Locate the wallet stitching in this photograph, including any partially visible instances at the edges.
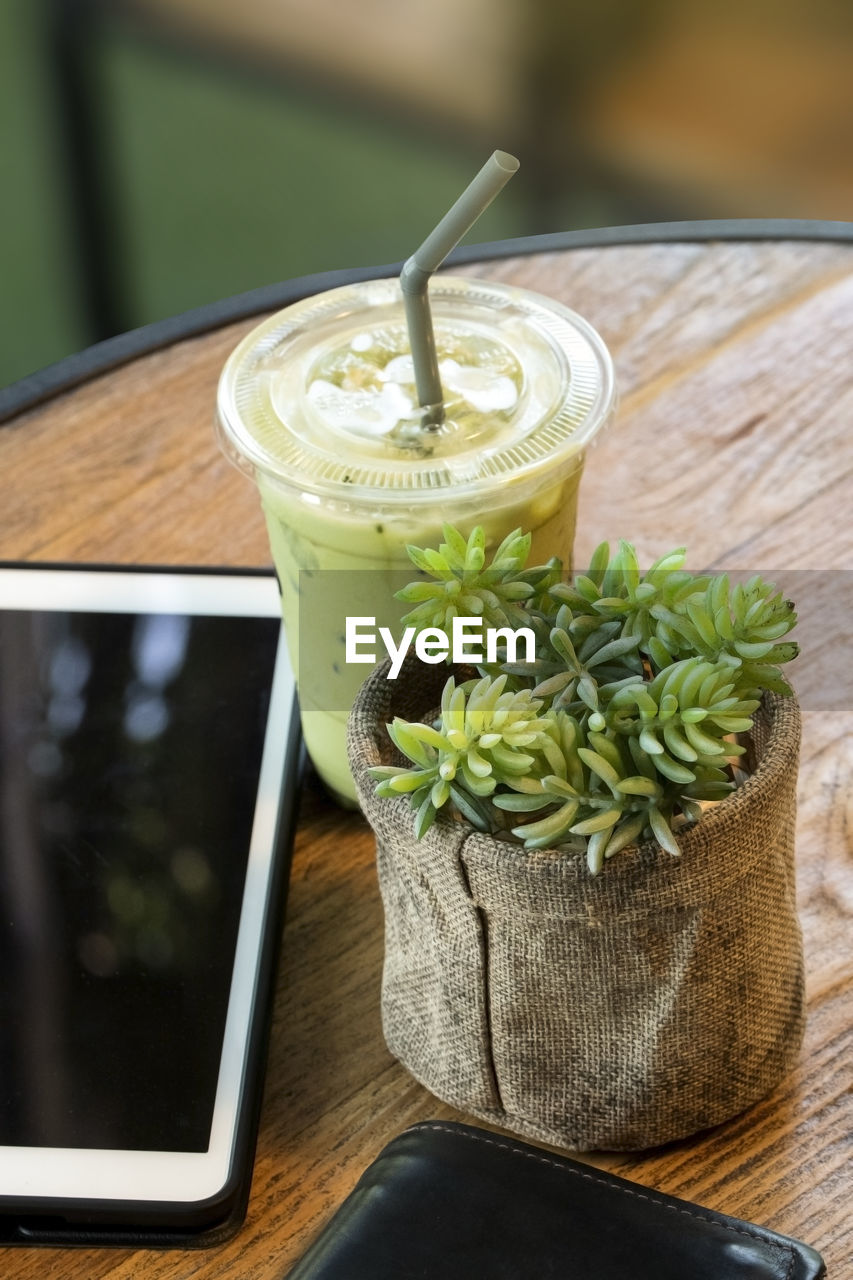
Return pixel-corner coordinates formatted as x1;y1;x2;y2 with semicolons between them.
414;1123;795;1277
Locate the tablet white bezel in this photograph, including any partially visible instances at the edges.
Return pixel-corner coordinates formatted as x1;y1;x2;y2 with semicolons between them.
0;568;293;1205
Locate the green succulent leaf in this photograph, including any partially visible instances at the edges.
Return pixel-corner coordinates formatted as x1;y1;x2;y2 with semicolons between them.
603;812;648;858
587;827;610;875
651;752;696;785
448;783;492;830
414;795;437;839
512;800;580;846
649;806;681;856
663;723;698;762
492;791;552;813
586;541;611;585
615;775;662;798
577;748;621;790
570;808;622;836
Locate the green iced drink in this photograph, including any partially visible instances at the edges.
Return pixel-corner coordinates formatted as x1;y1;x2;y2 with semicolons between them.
217;276;616;803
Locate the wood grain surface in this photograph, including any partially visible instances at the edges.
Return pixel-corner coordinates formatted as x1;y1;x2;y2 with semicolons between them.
1;239;850;1276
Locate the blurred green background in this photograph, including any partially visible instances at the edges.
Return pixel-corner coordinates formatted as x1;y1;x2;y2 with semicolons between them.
3;0;852;388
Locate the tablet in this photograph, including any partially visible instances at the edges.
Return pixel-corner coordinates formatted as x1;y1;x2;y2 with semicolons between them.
0;565;300;1245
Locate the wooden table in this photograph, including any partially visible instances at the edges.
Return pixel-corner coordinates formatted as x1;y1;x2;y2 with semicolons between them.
1;227;851;1277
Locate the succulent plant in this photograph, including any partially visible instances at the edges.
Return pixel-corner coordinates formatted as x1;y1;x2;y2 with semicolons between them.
369;526;798;873
395;525;554;631
370;673;545;838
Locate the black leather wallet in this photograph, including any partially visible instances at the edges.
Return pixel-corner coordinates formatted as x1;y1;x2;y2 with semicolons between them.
285;1121;825;1279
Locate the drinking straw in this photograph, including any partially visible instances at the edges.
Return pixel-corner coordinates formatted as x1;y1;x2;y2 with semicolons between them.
400;150;519;420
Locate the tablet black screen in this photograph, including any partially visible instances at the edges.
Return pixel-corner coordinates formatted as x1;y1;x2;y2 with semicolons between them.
0;607;280;1153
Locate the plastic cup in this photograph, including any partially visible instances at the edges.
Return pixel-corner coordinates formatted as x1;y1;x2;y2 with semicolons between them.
217;275;616;804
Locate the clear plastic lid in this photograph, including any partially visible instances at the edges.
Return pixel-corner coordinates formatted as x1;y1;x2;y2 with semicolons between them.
217;276;616;503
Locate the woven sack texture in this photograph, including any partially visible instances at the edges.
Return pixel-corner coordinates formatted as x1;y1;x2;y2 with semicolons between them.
348;655;805;1151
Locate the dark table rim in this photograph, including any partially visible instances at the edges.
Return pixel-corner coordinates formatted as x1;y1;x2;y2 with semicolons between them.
3;218;853;425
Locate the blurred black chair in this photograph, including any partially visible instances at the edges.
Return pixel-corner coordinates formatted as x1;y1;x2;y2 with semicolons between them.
41;0;853;353
44;0;673;347
45;0;525;343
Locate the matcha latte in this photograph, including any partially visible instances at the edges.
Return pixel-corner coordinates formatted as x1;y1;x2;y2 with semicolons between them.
217;276;616;803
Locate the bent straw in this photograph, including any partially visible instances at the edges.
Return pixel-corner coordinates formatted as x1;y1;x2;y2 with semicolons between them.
400;150;519;420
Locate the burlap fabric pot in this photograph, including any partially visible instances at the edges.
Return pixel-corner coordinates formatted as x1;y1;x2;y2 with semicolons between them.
348;655;805;1151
